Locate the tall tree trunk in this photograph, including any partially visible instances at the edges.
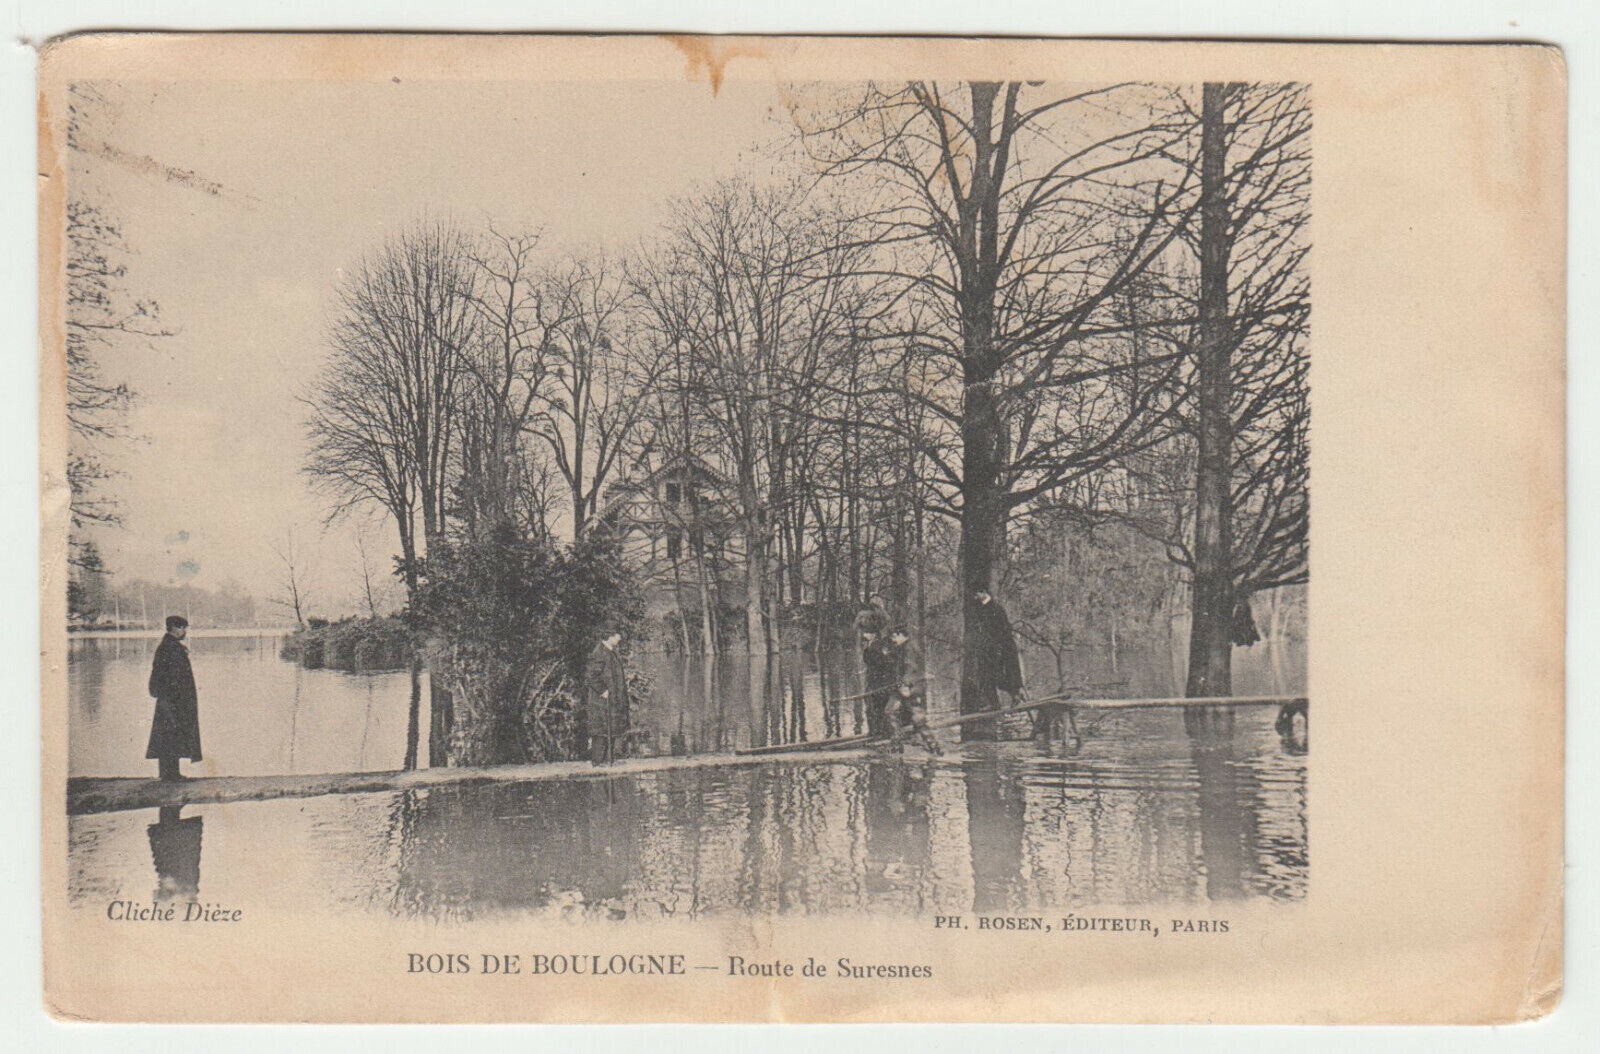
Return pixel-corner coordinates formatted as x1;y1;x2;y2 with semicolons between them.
958;82;1008;739
403;659;422;771
397;516;419;599
739;468;767;654
1186;82;1236;698
428;677;453;767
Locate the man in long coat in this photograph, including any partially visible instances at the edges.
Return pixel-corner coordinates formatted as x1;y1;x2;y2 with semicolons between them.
967;589;1027;733
584;630;630;765
147;615;201;781
861;631;900;737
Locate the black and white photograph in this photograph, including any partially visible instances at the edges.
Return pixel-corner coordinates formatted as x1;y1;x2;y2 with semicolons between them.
38;34;1561;1026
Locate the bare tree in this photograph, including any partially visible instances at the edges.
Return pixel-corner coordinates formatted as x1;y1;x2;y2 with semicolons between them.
531;255;666;540
454;227;562;539
353;523;387;618
270;527;316;628
636;179;866;653
1175;82;1310;695
799;81;1196;731
61;86;173;572
303;221;479;596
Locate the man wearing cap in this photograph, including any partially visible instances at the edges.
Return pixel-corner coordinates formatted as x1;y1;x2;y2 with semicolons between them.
146;615;201;781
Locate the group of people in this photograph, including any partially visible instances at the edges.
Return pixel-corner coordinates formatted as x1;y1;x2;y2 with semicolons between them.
853;594;940;752
854;586;1036;751
137;587;1032;780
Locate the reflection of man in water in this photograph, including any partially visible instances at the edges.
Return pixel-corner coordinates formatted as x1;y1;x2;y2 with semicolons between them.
863;762;932;899
148;805;203;902
146;615;201;781
963;760;1026;912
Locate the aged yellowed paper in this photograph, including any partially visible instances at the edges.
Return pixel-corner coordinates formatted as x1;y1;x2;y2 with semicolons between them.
40;34;1563;1023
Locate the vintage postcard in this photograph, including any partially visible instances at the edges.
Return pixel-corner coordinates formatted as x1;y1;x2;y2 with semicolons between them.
39;34;1564;1023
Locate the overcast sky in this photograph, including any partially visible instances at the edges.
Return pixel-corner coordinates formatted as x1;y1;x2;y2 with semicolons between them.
75;77;789;615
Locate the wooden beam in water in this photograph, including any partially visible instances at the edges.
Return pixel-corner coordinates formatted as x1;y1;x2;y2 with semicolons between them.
65;748;885;816
736;693;1309;755
68;696;1309;814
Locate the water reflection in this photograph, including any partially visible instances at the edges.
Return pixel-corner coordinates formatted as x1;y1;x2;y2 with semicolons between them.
147;806;203;904
72;708;1306;922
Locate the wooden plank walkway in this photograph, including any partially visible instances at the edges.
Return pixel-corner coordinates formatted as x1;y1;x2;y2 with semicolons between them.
67;694;1307;816
66;748;876;817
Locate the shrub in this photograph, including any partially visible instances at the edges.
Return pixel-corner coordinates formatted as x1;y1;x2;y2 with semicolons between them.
410;523;643;767
280;615;414;672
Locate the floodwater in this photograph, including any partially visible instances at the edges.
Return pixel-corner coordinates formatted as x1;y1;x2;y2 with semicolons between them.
67;627;1305;775
66;629;1307;918
68;632;427;779
69;711;1304;920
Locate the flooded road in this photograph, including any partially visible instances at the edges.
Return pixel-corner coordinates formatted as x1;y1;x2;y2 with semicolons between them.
69;708;1304;920
68;632;427;779
68;628;1303;772
66;629;1306;918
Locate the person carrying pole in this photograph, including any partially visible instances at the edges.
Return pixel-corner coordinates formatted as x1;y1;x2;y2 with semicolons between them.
886;625;923;689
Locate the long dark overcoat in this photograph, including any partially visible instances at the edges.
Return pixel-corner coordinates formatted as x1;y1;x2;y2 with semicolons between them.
862;637;900;693
583;643;630;738
146;634;202;761
969;598;1023;694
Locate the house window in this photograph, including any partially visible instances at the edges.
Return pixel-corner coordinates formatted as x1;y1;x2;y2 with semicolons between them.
666;528;682;561
665;482;681;505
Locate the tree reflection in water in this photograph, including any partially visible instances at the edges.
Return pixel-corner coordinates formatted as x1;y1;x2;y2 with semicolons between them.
354;714;1304;923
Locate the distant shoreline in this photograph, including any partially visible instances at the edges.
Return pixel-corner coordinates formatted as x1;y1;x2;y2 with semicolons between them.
66;626;297;639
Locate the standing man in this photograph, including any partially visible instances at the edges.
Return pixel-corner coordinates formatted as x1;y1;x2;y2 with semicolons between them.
860;631;899;738
967;588;1028;738
146;615;201;781
584;628;630;765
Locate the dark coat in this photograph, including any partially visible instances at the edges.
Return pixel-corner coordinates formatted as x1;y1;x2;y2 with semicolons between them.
583;643;630;737
148;807;203;897
862;637;900;693
1231;597;1261;646
969;598;1023;694
146;634;202;761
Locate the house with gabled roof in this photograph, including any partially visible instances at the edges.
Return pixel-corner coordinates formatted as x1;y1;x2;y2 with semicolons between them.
594;452;746;625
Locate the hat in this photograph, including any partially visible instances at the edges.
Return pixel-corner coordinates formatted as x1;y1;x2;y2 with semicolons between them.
165;615;188;631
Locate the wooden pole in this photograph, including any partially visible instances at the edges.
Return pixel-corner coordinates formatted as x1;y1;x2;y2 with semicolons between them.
733;692;1309;756
823;677;937;708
